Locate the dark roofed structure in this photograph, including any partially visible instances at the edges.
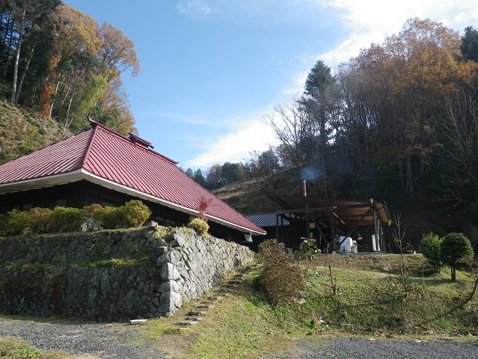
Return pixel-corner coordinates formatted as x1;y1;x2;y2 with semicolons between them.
245;212;290;228
268;195;390;252
245;194;390;253
244;212;291;251
0;120;265;241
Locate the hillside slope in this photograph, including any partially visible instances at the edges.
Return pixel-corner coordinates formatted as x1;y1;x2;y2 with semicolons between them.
212;168;305;214
0;102;71;164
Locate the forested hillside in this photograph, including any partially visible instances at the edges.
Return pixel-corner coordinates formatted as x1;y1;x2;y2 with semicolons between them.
190;19;478;250
0;0;138;143
1;6;478;252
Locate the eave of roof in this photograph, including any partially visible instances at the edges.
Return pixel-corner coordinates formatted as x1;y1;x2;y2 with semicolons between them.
0;169;265;235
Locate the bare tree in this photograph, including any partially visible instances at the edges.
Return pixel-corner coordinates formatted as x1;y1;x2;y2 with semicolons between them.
435;83;478;207
266;98;316;170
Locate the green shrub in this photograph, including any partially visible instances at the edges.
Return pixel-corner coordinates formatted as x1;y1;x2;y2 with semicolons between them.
83;203;104;231
49;207;84;233
258;239;303;305
0;213;6;235
0;200;152;235
2;209;30;235
92;200;151;229
297;237;320;261
121;200;151;227
97;206;123;229
440;232;474;281
27;207;52;234
419;232;443;271
188;217;209;235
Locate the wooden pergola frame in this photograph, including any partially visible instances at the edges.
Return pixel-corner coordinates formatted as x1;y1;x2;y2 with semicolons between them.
269;195;391;252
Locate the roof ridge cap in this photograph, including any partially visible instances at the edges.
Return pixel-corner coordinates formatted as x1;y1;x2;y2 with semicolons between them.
88;118;179;165
81;126;98;167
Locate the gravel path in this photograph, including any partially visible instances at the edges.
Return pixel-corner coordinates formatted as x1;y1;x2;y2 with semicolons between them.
278;337;478;359
2;317;478;358
0;317;166;358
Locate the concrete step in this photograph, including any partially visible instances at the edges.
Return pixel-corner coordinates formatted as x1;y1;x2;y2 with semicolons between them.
178;320;198;326
185;316;204;321
222;284;237;289
207;295;222;301
188;310;206;316
201;300;215;304
196;304;215;310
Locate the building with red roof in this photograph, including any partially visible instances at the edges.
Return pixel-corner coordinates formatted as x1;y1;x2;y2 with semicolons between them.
0;120;266;241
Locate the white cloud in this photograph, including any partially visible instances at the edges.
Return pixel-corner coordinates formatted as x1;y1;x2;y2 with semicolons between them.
283;70;309;95
184;113;280;170
317;0;478;67
177;0;215;16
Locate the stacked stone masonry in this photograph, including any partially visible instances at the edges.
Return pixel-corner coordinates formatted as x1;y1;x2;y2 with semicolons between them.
0;224;255;321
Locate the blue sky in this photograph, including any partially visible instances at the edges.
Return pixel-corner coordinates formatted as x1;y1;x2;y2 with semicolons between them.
66;0;478;172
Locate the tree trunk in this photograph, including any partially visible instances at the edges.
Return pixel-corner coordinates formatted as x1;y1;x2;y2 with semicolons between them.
406;154;413;193
49;80;61;119
64;93;75;135
10;9;26;104
318;107;328;197
2;17;14;78
14;42;36;104
10;32;22;103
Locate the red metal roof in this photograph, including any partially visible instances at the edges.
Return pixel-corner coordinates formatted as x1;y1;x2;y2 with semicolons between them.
0;122;265;235
0;130;92;184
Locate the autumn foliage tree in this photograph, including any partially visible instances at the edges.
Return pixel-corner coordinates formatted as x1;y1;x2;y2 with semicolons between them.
40;4;139;134
0;2;139;135
342;18;476;193
263;17;478;242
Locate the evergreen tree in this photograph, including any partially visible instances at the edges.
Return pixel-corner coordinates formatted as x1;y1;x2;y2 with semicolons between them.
193;169;207;187
304;60;334;95
440;233;474;281
461;26;478;62
302;60;336;196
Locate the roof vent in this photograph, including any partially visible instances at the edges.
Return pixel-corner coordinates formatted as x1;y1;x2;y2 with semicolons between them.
128;133;154;149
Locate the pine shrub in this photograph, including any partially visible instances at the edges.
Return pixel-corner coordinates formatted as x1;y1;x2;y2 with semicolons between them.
188;217;209;235
49;207;84;233
82;203;104;231
440;232;474;280
27;207;52;234
97;206;124;229
1;209;30;235
419;232;443;271
121;200;151;227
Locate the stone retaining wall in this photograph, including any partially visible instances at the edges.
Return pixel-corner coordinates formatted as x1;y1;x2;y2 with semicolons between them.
0;224;255;321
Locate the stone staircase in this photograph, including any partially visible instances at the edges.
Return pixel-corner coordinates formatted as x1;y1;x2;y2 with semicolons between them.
174;264;259;331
